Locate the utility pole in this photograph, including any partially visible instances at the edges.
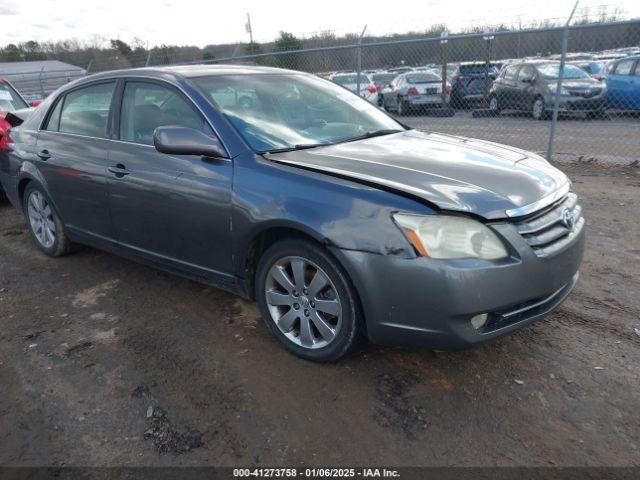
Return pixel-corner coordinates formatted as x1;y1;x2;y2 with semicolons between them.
245;13;254;45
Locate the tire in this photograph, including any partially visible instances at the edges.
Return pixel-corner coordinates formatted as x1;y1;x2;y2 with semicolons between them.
255;238;363;362
397;97;410;116
587;108;609;120
532;97;547;120
22;183;78;257
488;95;501;115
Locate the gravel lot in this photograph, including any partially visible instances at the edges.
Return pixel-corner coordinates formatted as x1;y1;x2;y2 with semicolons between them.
1;160;639;467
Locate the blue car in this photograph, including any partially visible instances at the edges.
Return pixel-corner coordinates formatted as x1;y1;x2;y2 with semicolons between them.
604;55;640;110
450;62;503;108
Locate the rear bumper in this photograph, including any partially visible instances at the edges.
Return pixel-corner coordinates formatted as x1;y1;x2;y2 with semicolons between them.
333;218;585;350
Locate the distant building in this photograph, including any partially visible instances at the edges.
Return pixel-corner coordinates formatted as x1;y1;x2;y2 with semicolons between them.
0;60;87;102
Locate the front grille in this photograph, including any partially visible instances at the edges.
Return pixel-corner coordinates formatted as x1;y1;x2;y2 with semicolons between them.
512;192;584;258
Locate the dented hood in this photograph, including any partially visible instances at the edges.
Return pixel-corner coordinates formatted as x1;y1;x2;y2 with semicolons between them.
267;130;569;219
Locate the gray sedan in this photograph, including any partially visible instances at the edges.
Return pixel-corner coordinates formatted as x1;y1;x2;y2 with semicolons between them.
382;71;450;115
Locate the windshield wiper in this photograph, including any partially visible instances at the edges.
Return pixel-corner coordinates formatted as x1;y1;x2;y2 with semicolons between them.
261;143;328;154
331;129;404;145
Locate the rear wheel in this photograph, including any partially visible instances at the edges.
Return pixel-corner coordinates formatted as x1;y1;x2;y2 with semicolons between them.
532;97;546;120
397;97;410;116
255;239;362;362
23;183;78;257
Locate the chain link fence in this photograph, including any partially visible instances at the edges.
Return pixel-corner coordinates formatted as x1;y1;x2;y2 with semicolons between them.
1;17;639;164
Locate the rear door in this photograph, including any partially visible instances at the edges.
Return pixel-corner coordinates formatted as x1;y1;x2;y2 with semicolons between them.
35;81;116;239
107;79;233;276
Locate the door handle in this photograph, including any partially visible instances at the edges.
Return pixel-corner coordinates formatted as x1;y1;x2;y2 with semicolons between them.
108;164;130;177
37;149;51;161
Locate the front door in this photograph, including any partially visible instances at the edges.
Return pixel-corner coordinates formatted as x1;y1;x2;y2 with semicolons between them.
107;80;233;276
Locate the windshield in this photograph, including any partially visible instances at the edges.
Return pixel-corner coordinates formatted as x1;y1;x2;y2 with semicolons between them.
0;81;29;112
538;64;590;80
192;73;402;153
371;73;397;83
405;73;441;83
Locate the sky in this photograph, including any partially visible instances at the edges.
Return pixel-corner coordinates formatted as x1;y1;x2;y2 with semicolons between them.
1;0;639;48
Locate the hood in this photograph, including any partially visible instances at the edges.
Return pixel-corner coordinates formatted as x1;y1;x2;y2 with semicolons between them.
267;130;569;220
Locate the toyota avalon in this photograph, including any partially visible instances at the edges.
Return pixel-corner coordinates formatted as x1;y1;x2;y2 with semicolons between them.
0;65;585;361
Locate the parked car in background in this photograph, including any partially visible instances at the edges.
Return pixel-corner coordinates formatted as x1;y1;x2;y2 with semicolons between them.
603;55;640;110
489;61;607;120
371;72;398;105
0;65;584;361
450;62;504;107
329;73;379;104
0;79;31;201
387;67;414;74
382;71;449;115
571;60;608;81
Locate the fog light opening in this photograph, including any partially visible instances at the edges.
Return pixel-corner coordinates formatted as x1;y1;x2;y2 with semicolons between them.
471;313;488;330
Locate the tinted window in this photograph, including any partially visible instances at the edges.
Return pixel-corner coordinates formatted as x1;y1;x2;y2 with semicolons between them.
405;73;441;83
537;64;589;80
45;98;64;131
518;66;535;81
371;73;397;83
0;81;28;112
614;59;635;76
57;82;115;138
120;81;209;145
332;75;359;85
504;65;519;80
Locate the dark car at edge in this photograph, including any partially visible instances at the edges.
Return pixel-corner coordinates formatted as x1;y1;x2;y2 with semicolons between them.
489;61;607;119
0;65;585;361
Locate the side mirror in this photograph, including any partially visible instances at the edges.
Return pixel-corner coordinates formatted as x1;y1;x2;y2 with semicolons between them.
153;126;226;158
30;100;42;107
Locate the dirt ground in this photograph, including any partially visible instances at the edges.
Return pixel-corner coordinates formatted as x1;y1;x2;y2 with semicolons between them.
0;161;639;467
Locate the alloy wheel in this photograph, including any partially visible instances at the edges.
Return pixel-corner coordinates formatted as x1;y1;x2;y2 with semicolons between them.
532;98;545;120
264;256;342;349
27;190;56;248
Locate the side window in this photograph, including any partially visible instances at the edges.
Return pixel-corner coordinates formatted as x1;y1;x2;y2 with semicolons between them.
504;65;518;81
120;81;210;146
45;98;64;132
614;59;634;76
517;66;535;81
634;62;640;77
58;82;116;138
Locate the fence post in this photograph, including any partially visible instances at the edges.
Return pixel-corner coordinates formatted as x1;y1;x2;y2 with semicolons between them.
440;31;448;107
547;0;579;161
145;51;152;67
356;25;367;96
38;66;45;99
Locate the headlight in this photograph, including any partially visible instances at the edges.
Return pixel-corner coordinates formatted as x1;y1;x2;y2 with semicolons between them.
393;213;509;260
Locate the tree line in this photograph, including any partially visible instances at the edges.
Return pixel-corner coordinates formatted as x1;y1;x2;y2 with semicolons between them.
1;14;639;74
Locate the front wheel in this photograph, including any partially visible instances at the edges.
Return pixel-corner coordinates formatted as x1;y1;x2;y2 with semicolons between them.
532;97;547;120
489;95;501;114
255;239;363;362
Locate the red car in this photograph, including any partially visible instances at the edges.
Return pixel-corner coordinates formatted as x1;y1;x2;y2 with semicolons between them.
0;79;32;200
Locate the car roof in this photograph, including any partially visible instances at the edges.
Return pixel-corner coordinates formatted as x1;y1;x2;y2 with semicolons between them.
62;64;307;88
